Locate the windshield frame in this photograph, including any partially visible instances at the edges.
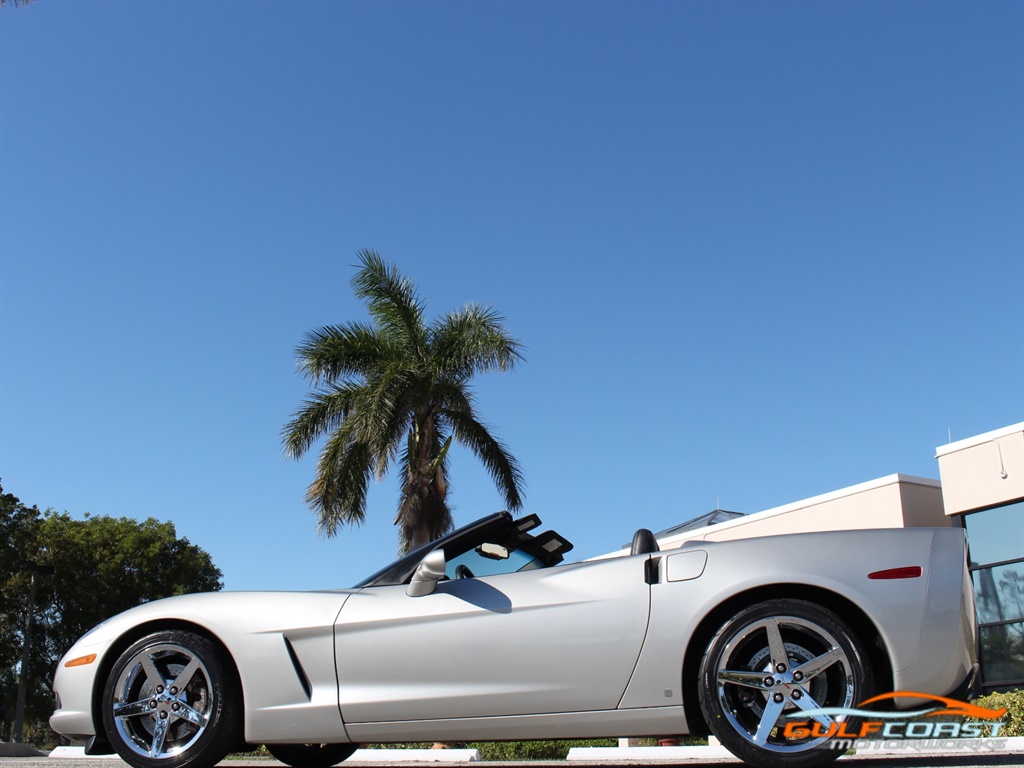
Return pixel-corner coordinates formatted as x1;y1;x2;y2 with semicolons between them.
354;512;513;588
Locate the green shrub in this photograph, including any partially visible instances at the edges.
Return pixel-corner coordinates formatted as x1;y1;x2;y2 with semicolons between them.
469;740;618;761
974;689;1024;738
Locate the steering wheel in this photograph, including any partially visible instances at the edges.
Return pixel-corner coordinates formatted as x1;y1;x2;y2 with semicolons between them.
455;564;475;579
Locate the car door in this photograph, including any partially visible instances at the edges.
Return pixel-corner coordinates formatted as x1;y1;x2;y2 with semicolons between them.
334;554;651;723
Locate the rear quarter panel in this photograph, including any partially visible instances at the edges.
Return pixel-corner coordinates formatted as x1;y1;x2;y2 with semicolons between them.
619;527;973;712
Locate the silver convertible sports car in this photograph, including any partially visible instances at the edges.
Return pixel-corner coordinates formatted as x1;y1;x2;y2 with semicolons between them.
51;512;977;768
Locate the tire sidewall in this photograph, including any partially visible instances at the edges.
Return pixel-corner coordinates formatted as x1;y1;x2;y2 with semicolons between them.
265;743;358;768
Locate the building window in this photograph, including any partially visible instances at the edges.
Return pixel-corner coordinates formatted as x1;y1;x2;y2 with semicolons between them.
964;500;1024;692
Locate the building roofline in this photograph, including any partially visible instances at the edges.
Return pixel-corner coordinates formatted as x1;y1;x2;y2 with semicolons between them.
654;473;940;549
935;422;1024;458
592;473;940;560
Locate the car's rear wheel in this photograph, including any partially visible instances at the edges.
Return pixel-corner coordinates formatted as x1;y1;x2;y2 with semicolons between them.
266;743;357;767
698;599;873;768
101;630;240;768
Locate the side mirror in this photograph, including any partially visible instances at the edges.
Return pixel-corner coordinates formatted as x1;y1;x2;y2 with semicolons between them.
406;549;446;597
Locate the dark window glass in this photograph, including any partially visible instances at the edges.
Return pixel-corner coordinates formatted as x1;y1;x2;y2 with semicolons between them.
973;562;1024;625
979;621;1024;687
965;501;1024;567
445;547;539;579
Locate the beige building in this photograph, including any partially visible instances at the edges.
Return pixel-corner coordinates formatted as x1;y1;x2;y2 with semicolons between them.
937;423;1023;692
654;473;949;548
629;422;1023;692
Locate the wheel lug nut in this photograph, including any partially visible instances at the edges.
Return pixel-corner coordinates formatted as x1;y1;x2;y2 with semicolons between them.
159;711;168;720
171;703;180;711
763;677;775;687
793;671;804;682
773;692;785;703
156;685;164;694
775;663;787;673
792;690;802;699
170;687;178;696
149;700;157;709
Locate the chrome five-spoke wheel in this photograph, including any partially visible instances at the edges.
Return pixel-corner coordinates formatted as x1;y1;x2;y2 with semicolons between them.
698;600;873;768
102;631;239;768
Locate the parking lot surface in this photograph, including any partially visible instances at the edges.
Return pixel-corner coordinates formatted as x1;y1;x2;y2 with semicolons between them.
3;755;1024;768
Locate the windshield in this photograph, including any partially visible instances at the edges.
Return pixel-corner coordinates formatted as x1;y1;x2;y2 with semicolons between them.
445;547;543;579
354;511;572;588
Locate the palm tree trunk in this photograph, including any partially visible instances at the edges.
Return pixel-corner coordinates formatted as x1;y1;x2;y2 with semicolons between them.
403;412;448;552
408;525;433;552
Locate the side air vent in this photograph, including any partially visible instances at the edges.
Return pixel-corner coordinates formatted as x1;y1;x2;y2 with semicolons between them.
283;637;312;700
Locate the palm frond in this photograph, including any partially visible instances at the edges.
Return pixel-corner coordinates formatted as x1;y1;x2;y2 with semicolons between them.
444;398;524;511
281;384;360;459
308;434;373;537
431;304;525;380
295;322;391;385
352;249;428;356
348;364;416;479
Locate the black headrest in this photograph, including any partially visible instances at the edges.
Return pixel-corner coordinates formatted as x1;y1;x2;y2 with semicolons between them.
630;528;659;556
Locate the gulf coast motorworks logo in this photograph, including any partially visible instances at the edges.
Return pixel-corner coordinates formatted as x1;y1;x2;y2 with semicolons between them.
783;692;1009;752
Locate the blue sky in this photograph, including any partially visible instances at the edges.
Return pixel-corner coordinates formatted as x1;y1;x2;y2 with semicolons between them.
1;1;1021;592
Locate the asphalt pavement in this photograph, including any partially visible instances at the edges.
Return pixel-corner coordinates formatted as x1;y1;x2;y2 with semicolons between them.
2;755;1023;768
4;739;1023;768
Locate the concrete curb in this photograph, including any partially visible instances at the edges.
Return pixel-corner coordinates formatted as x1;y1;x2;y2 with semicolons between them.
46;749;118;760
567;745;734;761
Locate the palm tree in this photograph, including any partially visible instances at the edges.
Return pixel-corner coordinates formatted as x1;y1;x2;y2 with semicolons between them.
283;250;525;552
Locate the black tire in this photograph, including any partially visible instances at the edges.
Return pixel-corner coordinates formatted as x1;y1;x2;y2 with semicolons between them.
101;630;240;768
266;743;357;768
698;599;874;768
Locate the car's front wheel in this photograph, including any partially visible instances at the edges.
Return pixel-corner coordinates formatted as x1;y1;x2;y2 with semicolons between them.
266;743;357;767
698;599;873;768
101;630;240;768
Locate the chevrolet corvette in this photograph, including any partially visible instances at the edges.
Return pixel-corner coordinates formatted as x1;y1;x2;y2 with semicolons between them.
51;511;977;768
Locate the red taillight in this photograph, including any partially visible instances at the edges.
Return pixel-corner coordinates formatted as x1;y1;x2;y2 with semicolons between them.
868;566;922;580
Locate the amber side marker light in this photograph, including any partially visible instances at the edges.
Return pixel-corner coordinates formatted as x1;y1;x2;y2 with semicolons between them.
868;566;922;580
64;654;97;668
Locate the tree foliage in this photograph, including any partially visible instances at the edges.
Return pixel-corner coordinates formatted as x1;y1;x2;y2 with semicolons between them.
0;484;222;744
283;250;525;551
0;487;40;695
